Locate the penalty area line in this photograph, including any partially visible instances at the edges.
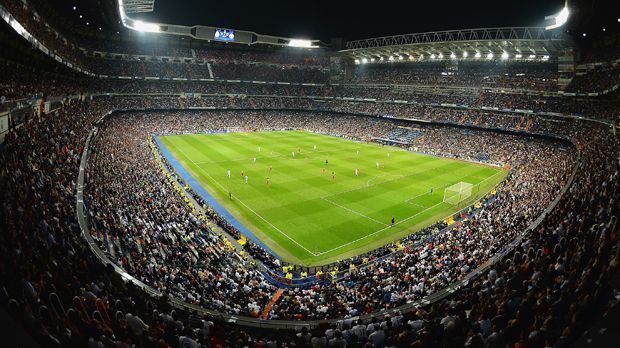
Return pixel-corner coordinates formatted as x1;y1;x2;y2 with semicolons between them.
315;170;504;256
313;200;446;257
321;197;388;227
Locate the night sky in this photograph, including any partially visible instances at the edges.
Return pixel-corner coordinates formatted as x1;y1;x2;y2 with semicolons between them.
134;0;567;42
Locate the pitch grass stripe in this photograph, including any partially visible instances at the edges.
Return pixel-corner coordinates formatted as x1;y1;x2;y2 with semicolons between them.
313;200;447;256
321;197;389;226
194;147;361;165
161;131;506;264
166;138;319;257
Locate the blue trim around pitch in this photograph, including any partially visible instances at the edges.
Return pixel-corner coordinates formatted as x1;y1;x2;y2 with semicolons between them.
153;135;282;259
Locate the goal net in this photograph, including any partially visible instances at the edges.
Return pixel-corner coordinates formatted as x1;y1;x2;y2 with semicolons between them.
443;182;473;205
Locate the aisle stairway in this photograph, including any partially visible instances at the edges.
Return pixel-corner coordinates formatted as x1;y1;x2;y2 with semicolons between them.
260;288;285;319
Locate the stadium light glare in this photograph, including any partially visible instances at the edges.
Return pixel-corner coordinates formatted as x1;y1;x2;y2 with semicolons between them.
398;55;404;60
545;6;569;30
409;55;414;60
133;20;160;33
288;39;317;48
462;51;468;58
389;56;395;61
486;52;494;60
380;57;384;61
438;53;443;59
430;54;436;59
419;54;424;60
515;54;523;59
501;51;509;60
361;58;368;64
371;58;375;62
528;54;536;59
354;59;360;64
474;52;481;58
450;52;456;59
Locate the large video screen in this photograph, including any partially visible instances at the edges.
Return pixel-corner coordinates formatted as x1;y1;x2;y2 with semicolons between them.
214;28;235;41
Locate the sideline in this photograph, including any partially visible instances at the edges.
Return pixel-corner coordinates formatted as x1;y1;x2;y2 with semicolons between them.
153;135;289;258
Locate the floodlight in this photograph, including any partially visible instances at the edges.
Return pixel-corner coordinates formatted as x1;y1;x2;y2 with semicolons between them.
409;55;414;60
582;33;586;37
362;58;368;64
398;56;404;60
487;52;494;60
438;53;443;59
430;54;436;59
419;54;424;60
528;54;536;59
288;39;316;48
380;57;384;61
354;59;360;64
450;52;456;59
545;6;569;30
133;20;160;32
462;51;468;58
73;6;76;10
389;56;394;61
501;52;509;60
475;52;481;58
515;54;522;59
371;58;375;62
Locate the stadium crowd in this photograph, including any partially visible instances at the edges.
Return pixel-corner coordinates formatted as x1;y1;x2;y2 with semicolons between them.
0;85;618;348
1;1;620;346
349;62;560;91
80;102;575;320
565;65;620;94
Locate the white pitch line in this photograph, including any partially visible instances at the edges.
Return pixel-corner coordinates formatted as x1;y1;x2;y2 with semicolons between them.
314;171;505;256
322;169;432;201
321;197;388;227
167;143;320;257
313;200;446;256
168;140;506;258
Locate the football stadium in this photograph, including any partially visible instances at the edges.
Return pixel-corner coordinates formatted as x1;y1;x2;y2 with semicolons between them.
0;0;619;347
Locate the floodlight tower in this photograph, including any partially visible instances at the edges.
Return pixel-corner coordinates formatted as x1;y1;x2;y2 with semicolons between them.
545;1;571;30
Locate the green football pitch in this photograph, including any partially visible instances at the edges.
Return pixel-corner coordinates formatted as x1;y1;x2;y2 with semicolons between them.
159;130;506;266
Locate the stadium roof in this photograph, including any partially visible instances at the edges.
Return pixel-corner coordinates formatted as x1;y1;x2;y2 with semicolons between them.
338;27;569;62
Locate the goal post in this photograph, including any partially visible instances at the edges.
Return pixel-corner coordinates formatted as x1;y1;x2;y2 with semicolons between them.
443;181;473;205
